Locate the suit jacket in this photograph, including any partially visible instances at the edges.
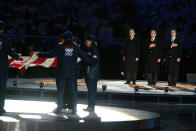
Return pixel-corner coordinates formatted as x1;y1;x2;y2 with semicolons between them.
144;37;162;73
123;37;141;70
164;38;183;74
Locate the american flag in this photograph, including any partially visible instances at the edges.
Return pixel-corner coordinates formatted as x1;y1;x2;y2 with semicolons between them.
8;51;57;75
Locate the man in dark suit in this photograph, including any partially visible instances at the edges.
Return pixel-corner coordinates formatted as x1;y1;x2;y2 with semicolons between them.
164;29;183;86
0;21;20;115
38;31;97;114
144;30;161;85
123;28;141;85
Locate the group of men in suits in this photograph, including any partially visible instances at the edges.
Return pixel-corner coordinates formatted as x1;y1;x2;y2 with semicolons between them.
123;28;183;86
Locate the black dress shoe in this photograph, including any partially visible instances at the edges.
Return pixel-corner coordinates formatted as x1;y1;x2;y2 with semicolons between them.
83;107;94;112
53;108;62;114
0;109;6;116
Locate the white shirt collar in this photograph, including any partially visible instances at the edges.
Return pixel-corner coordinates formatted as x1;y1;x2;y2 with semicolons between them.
130;37;134;40
171;37;176;41
151;37;155;41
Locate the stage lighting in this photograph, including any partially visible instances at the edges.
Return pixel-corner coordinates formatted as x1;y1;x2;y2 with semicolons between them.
13;80;19;87
164;87;169;93
0;116;19;122
134;86;139;93
39;82;45;89
19;114;42;119
102;85;107;92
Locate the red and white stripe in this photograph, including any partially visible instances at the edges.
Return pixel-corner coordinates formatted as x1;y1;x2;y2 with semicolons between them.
8;51;57;75
8;51;81;75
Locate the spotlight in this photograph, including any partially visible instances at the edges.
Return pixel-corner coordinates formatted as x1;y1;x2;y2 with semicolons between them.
164;87;169;93
102;85;107;92
134;86;139;93
39;82;45;89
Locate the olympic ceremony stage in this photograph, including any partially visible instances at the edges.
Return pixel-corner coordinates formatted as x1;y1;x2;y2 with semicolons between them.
1;78;196;131
6;78;196;103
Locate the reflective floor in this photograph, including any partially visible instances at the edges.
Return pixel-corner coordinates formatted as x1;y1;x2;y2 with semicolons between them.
7;78;196;95
94;100;196;131
1;99;195;131
0;99;161;131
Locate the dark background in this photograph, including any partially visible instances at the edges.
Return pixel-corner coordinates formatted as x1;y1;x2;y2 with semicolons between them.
0;0;195;82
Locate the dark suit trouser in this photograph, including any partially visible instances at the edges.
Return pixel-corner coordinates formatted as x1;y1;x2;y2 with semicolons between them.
168;74;178;86
126;69;137;84
56;77;77;113
0;73;7;110
147;73;158;85
85;77;97;109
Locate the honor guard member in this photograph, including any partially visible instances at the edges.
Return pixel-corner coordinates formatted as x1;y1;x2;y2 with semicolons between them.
38;31;97;114
123;28;141;85
0;21;20;115
83;34;100;112
144;30;161;85
164;29;183;86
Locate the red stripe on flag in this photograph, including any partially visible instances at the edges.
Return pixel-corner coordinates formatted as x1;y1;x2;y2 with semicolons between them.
32;58;47;67
50;58;57;67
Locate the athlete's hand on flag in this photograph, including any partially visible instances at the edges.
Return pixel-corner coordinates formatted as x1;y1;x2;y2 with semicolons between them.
18;53;22;58
34;52;39;57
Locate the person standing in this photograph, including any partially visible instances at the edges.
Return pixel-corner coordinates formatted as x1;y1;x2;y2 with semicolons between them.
123;28;141;85
0;21;20;115
83;34;100;112
144;30;161;85
63;36;81;112
38;31;97;114
164;29;183;86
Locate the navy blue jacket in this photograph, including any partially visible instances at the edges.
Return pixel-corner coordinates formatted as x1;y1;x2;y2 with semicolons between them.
38;44;97;78
0;34;19;74
84;46;100;80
